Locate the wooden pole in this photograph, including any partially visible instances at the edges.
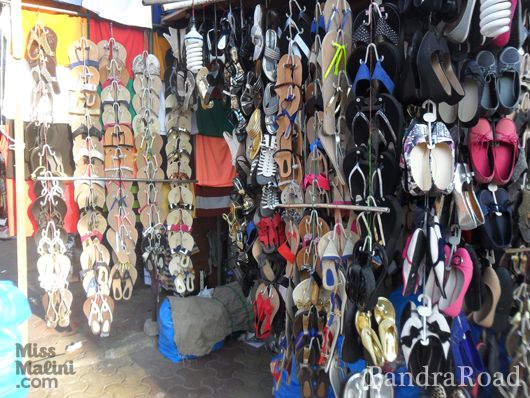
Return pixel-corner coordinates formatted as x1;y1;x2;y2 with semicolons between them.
11;0;28;346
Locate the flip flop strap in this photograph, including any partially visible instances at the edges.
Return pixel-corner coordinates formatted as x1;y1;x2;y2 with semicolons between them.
324;42;347;79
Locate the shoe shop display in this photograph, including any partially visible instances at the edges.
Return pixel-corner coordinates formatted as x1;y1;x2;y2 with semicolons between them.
6;0;530;395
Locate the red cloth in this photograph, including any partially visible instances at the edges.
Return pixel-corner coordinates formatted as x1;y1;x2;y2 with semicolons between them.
89;19;147;74
195;135;236;188
63;183;79;234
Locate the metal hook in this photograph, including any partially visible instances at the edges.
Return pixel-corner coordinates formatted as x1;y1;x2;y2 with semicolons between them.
289;0;306;16
363;43;381;64
363;2;383;26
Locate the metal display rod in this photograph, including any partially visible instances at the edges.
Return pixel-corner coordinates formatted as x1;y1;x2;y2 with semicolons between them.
505;247;530;254
163;0;225;10
275;203;390;213
152;0;228;11
35;176;197;184
142;0;181;4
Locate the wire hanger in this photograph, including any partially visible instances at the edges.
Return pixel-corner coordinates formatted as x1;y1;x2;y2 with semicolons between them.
0;125;24;150
363;43;382;64
363;2;382;26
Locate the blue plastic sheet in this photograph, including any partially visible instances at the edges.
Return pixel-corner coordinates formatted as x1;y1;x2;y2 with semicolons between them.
56;0;83;5
0;281;30;398
158;298;224;363
0;281;31;328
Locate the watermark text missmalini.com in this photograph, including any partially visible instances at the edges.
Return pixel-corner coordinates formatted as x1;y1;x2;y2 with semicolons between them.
15;343;76;389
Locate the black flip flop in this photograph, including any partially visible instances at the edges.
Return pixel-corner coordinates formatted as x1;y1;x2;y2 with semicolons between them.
376;93;404;156
343;146;369;204
379;194;405;261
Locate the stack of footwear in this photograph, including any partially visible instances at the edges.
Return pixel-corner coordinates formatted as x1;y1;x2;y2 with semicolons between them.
100;38;137;316
26;22;73;329
201;0;530;395
131;53;170;294
67;36;114;336
164;37;197;295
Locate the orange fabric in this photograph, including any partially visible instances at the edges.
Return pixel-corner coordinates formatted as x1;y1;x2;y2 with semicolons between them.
22;10;87;66
153;32;171;78
195;135;236;188
6;179;35;237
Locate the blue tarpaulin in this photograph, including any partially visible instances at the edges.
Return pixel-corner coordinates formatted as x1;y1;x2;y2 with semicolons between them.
55;0;83;6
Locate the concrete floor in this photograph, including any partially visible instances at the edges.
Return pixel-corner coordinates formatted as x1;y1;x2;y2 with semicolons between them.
1;238;273;398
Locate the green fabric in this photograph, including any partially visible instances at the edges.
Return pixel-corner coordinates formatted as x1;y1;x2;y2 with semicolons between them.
195;99;233;137
127;79;137;120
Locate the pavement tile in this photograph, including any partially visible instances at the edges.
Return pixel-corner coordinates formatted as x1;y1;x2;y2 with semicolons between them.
104;382;151;396
204;359;244;379
217;384;273;398
235;369;273;389
140;373;187;389
64;391;102;398
166;384;215;398
76;372;125;396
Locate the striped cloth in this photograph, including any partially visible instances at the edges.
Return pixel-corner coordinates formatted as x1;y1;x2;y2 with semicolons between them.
195;185;232;217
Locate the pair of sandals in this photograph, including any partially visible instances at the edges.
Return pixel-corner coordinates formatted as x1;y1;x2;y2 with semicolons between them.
345;238;388;311
167;183;195;288
425;240;474;317
42;288;73;329
133;52;162;116
402;109;455;196
318;224;357;291
83;292;115;337
37;223;72;329
469;117;519;186
80;238;111;295
402;214;446;299
257;213;286;255
32;176;67;232
68;38;101;115
26;22;60;95
400;298;451;384
109;262;137;301
167;208;195;292
292;306;328;398
355;297;398;367
254;282;280;340
98;39;129;86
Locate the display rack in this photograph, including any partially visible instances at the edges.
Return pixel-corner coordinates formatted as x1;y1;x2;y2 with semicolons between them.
274;203;390;213
35;176;197;184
